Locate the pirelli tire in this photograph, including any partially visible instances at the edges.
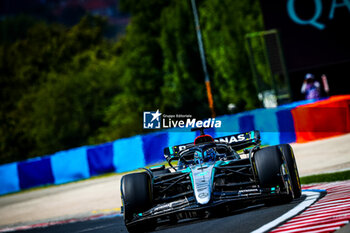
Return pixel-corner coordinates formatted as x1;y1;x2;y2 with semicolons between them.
121;172;154;233
254;146;284;188
254;146;294;205
278;144;302;198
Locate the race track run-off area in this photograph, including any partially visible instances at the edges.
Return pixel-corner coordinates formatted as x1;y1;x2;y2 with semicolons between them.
269;180;350;233
1;180;350;233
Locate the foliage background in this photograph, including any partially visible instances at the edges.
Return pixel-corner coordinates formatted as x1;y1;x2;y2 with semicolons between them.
0;0;263;164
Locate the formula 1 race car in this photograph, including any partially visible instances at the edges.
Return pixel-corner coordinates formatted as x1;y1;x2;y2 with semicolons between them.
120;128;301;233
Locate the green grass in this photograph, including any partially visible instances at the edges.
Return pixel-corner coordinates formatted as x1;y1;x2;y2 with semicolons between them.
300;170;350;184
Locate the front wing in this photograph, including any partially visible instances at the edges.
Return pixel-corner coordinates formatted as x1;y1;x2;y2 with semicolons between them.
125;186;287;227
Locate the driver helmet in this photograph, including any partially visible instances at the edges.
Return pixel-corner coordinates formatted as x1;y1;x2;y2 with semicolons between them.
204;148;216;162
194;151;204;164
194;148;216;164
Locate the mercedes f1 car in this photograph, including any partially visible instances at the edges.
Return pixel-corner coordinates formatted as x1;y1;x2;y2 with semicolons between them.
120;128;301;232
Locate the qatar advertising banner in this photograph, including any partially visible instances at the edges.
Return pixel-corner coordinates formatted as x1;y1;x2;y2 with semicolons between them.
260;0;350;71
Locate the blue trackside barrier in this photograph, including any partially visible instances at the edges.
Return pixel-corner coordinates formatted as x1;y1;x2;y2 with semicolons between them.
142;132;168;165
113;135;145;173
213;97;323;146
239;114;255;133
214;114;240;138
215;109;280;145
167;130;196;148
0;162;20;195
87;142;115;176
0;98;329;196
51;146;90;185
18;157;54;190
196;127;216;138
250;108;280;146
276;108;296;144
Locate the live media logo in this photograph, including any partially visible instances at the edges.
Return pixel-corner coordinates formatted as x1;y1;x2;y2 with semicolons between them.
143;110;162;129
143;109;222;129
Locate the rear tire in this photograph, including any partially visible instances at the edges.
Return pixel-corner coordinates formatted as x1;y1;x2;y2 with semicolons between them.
121;172;154;232
279;144;301;198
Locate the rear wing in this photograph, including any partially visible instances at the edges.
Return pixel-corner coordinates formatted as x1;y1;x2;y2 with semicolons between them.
164;130;260;158
214;130;260;151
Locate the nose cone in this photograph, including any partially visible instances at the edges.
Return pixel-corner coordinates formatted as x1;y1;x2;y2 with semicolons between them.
190;164;215;205
196;179;211;204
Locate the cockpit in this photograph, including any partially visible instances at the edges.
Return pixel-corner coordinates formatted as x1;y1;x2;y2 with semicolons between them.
176;142;239;169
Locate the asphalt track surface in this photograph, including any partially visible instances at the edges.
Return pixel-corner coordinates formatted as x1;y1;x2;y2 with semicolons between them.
12;196;306;233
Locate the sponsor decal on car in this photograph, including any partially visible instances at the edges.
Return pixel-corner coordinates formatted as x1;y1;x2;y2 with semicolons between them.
214;134;247;143
238;188;259;193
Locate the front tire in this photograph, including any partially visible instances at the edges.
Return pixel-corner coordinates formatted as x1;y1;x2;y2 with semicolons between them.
254;146;284;188
121;172;154;232
254;146;293;205
279;144;301;198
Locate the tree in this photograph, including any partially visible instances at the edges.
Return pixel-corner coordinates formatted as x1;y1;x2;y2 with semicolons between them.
159;0;211;117
95;0;263;141
0;1;264;164
17;56;120;156
91;0;169;142
199;0;262;113
0;15;118;163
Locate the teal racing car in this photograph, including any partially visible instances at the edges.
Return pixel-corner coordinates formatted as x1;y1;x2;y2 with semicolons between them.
120;128;301;233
